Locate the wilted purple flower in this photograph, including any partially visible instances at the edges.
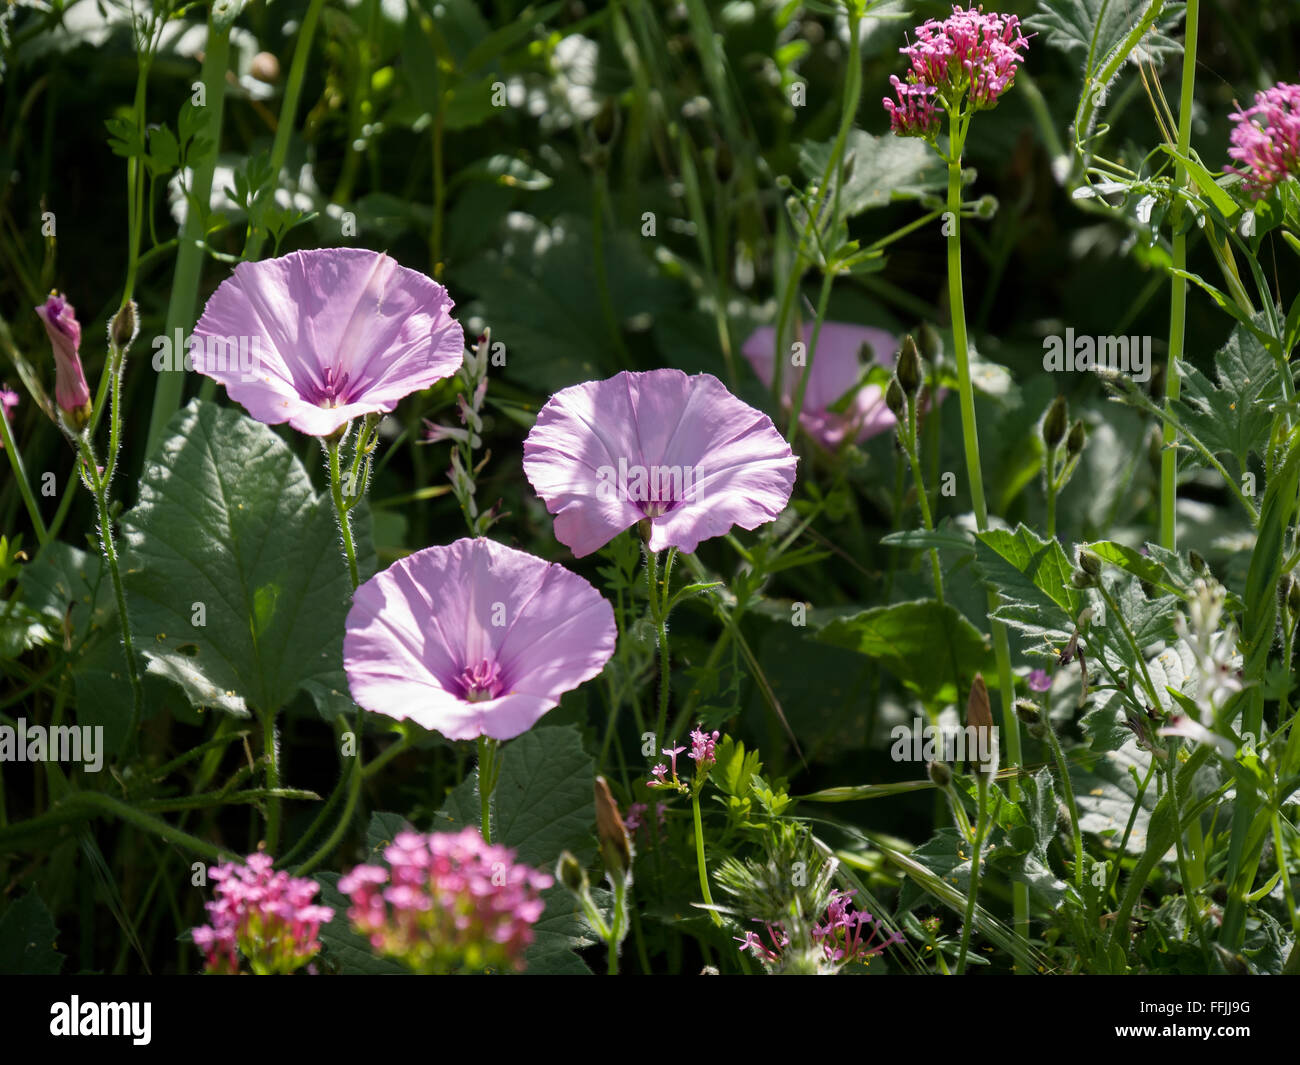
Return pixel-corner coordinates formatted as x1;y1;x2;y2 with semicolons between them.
1027;669;1051;693
344;537;616;741
190;852;334;975
742;323;906;450
1226;82;1300;199
338;827;552;974
886;5;1029;134
688;726;720;769
522;369;797;557
35;294;92;429
192;248;463;436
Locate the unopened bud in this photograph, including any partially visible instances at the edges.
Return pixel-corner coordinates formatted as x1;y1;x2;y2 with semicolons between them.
1042;395;1068;450
1289;579;1300;616
110;300;138;353
1189;550;1207;575
1071;568;1095;588
896;335;922;395
927;760;951;787
594;776;632;879
1014;699;1040;726
885;377;906;419
973;194;998;220
966;673;997;776
1078;550;1101;577
556;851;588;895
250;51;280;83
1065;418;1086;457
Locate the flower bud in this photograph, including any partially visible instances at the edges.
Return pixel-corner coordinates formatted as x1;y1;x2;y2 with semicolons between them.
896;335;922;396
1289;579;1300;617
110;299;139;356
556;851;588;895
1065;418;1086;458
250;51;280;83
1042;395;1067;450
973;194;998;220
1014;699;1040;727
1078;550;1101;577
1071;568;1095;588
35;293;92;431
594;776;632;880
927;760;951;787
1190;550;1207;575
966;673;997;776
885;377;906;419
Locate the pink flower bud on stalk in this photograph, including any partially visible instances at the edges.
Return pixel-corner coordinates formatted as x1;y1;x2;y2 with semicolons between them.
35;294;92;432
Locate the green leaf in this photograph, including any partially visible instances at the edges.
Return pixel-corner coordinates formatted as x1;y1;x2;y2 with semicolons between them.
0;889;64;974
1025;0;1184;70
815;599;996;705
1174;316;1283;473
974;524;1084;647
120;400;365;719
798;129;945;216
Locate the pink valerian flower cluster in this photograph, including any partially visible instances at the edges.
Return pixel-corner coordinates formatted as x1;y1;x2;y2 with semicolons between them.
190;853;334;975
813;890;905;965
1226;82;1300;199
648;726;720;791
689;726;720;769
884;76;940;138
338;828;553;974
735;890;903;971
885;5;1030;136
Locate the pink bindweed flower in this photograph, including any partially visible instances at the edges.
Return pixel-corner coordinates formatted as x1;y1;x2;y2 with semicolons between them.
885;5;1030;134
1027;668;1051;693
0;385;17;448
1226;82;1300;199
522;369;797;557
191;248;464;436
35;294;92;429
343;537;616;741
742;323;909;451
688;726;720;769
338;827;553;974
190;852;334;975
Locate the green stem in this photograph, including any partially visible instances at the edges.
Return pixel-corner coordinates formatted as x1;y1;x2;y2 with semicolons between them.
262;711;281;851
691;790;722;927
478;735;500;843
1161;0;1199;550
243;0;327;262
1044;720;1084;890
955;774;988;974
902;393;944;603
295;751;362;876
327;434;361;589
145;20;231;455
945;111;1026;944
77;438;144;754
0;406;48;544
647;548;673;746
